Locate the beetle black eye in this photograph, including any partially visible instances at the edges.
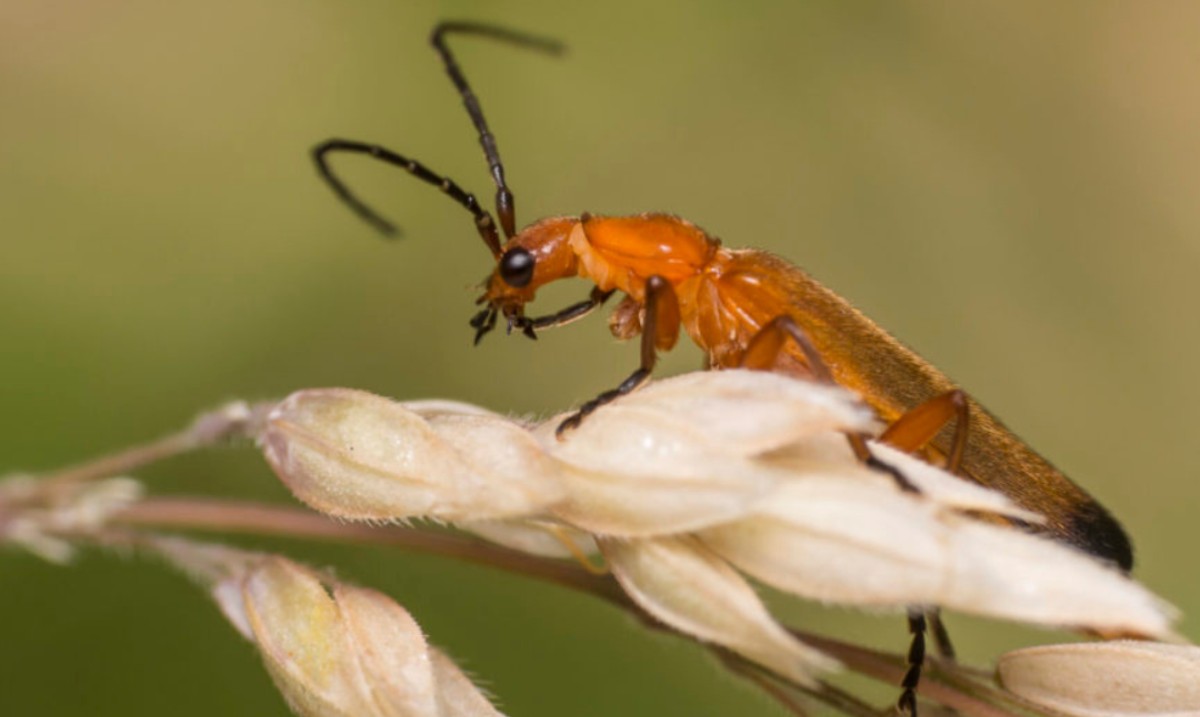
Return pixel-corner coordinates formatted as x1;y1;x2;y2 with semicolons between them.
498;247;535;288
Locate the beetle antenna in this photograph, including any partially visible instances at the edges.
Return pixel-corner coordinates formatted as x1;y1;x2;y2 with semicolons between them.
432;22;565;239
312;139;503;257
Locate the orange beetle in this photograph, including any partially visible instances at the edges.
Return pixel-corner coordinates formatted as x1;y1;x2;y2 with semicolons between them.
313;22;1131;574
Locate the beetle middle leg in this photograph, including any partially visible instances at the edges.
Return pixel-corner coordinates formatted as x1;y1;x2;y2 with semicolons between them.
514;286;616;338
556;276;679;436
739;315;920;492
743;315;968;716
886;391;972;713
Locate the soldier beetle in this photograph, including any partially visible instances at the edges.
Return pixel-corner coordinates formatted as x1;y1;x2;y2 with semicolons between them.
312;22;1131;573
313;23;1134;713
312;19;1132;573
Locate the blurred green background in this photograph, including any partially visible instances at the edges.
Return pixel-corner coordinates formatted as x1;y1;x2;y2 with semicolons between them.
4;1;1200;714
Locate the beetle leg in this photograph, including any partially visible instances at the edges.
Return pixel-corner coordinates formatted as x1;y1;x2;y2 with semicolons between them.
739;316;919;491
556;276;679;436
521;287;616;332
899;610;927;717
888;395;968;715
734;316;940;714
928;610;956;660
739;315;833;381
880;390;970;475
883;393;970;679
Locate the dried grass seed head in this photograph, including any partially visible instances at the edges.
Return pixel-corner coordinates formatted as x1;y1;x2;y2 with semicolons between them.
998;641;1200;716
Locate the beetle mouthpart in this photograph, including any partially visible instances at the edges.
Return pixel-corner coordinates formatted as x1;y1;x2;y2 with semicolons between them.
469;305;498;345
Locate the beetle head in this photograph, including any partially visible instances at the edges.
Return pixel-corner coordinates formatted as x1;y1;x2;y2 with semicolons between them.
471;216;581;344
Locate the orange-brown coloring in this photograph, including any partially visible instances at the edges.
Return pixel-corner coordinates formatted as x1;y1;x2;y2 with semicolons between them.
482;212;1132;570
314;24;1131;574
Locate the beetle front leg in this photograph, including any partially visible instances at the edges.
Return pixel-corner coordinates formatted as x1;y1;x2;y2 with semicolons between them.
519;286;617;335
556;276;680;437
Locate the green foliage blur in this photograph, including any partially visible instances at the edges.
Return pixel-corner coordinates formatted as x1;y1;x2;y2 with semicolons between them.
4;1;1200;715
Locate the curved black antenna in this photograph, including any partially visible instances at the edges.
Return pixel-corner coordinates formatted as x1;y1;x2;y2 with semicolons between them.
313;139;503;257
432;22;566;239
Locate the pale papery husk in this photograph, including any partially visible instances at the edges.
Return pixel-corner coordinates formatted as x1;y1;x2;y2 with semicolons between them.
864;441;1044;522
601;535;839;686
428;648;507;717
458;519;599;559
260;389;564;523
549;370;879;456
335;583;440;717
253;374;1176;653
997;641;1200;716
239;557;383;717
538;371;878;536
699;478;1175;637
211;553;506;717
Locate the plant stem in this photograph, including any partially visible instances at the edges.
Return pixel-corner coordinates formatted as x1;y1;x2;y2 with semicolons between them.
799;633;1016;717
108;495;1031;717
39;402;271;494
113;497;622;600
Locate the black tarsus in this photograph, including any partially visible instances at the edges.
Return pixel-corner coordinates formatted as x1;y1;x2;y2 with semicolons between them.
556;368;652;437
431;22;565;239
555;279;667;436
898;611;927;716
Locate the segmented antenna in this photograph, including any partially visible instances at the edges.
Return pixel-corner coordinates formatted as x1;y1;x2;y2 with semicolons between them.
311;23;563;256
431;22;565;238
313;139;503;256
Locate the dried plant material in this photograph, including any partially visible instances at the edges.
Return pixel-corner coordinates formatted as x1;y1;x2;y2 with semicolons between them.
254;373;1175;643
601;535;838;686
183;399;262;445
700;478;960;606
547;370;878;456
862;442;1043;522
261;389;563;523
700;479;1175;637
759;437;1040;523
206;553;501;717
1;475;143;563
546;445;783;537
459;519;598;560
239;557;387;717
998;641;1200;716
542;371;876;536
428;648;504;717
936;520;1175;638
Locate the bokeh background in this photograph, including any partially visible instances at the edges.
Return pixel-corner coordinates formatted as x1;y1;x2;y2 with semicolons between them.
4;1;1200;715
